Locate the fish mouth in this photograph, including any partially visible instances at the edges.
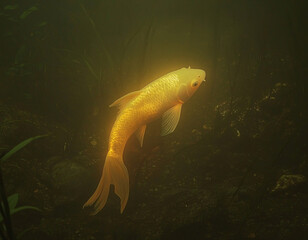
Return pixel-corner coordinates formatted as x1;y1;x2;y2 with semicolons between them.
200;69;206;81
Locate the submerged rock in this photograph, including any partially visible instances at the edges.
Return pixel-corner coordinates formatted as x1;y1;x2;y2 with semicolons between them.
49;155;96;209
52;161;88;193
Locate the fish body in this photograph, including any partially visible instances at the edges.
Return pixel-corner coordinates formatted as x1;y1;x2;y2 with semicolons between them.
84;67;206;214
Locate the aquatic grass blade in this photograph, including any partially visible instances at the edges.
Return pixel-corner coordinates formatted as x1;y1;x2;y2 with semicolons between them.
0;135;47;239
19;6;38;20
79;4;114;69
7;194;18;211
0;206;41;222
10;206;41;215
0;171;14;240
83;57;99;81
0;135;47;163
0;194;41;222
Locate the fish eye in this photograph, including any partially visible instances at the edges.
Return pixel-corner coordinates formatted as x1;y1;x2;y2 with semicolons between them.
192;81;199;87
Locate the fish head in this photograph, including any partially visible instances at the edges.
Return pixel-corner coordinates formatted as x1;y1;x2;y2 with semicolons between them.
177;67;206;103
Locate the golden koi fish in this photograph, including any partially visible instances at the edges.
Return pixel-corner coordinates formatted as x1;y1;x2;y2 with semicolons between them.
84;67;206;214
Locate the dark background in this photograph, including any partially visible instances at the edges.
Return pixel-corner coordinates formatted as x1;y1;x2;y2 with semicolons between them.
0;0;307;239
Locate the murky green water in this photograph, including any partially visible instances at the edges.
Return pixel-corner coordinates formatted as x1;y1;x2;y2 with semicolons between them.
0;0;307;239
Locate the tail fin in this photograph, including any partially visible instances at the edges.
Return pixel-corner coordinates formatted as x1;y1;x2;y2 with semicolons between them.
83;152;129;214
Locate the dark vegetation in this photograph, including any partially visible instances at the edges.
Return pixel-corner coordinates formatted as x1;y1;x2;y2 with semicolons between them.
0;0;307;239
0;136;43;240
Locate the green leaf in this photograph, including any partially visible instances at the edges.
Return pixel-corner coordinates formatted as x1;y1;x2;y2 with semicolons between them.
7;193;19;210
0;135;48;162
38;21;47;27
10;206;41;215
0;205;41;222
20;6;38;20
4;5;18;10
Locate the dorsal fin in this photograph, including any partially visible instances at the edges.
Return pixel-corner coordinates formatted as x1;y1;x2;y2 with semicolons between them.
109;90;141;110
161;103;182;136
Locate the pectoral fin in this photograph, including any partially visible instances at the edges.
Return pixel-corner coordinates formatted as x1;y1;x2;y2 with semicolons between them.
135;125;146;147
109;90;141;110
161;103;182;136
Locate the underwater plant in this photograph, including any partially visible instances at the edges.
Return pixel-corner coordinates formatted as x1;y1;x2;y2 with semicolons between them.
0;135;46;240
